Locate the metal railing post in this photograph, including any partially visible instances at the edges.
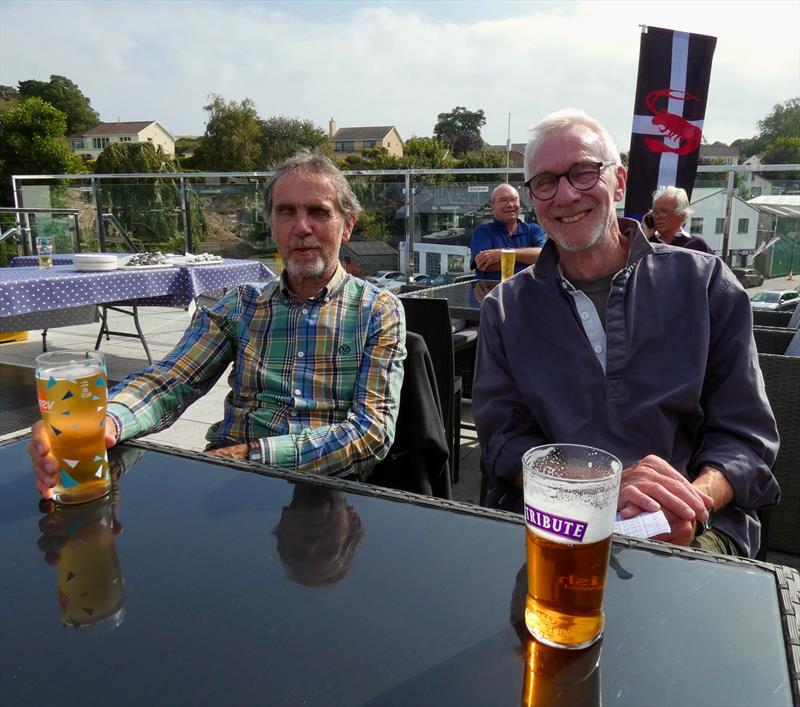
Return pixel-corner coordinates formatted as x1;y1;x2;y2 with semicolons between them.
92;178;105;251
181;176;193;254
721;169;735;265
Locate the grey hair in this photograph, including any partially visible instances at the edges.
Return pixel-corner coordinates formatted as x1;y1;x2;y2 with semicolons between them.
652;185;693;218
523;108;621;182
264;150;362;223
490;183;520;202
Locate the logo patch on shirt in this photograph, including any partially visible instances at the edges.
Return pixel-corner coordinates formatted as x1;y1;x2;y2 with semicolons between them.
338;344;351;354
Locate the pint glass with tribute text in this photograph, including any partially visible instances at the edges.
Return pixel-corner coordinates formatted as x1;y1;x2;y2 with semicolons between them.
522;444;621;649
35;351;110;505
500;248;516;280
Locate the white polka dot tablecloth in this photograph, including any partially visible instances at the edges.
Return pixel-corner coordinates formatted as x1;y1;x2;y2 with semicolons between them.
0;260;274;317
10;255;75;267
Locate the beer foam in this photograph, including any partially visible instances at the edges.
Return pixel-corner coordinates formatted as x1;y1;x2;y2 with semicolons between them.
523;475;616;544
37;363;104;381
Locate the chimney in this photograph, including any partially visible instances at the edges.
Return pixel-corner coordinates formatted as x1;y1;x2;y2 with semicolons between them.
329;118;336;139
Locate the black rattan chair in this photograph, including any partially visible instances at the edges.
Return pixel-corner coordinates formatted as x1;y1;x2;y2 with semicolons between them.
758;352;800;557
399;297;462;485
754;326;796;355
753;310;793;328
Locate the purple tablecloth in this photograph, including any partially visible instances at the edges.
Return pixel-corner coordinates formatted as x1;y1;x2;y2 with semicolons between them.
10;255;75;267
0;260;274;317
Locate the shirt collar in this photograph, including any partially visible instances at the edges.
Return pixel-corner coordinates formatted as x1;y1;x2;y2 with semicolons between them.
535;217;654;278
278;262;348;304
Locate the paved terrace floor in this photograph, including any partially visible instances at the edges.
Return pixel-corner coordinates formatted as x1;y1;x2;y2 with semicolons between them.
1;292;796;571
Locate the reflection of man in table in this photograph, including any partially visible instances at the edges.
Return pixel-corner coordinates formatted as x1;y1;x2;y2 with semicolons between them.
30;151;406;489
472;109;779;557
641;186;714;253
470;184;546;280
273;484;364;586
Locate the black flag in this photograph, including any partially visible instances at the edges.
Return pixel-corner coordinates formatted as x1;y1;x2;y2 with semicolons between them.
624;26;717;220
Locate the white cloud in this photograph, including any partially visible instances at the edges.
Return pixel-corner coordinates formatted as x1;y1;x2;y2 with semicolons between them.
1;0;797;149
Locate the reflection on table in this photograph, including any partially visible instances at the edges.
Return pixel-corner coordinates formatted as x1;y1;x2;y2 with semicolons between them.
0;436;796;706
403;279;499;324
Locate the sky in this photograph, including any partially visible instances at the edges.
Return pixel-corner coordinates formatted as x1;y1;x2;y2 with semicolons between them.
1;0;798;151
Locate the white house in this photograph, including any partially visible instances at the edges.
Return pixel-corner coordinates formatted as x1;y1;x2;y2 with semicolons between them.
688;187;760;263
68;121;176;160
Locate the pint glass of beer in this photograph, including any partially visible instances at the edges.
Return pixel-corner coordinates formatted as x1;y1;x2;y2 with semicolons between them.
35;350;110;505
36;236;54;269
522;444;621;649
500;248;516;280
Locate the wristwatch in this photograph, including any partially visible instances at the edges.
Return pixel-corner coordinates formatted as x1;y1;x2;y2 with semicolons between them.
247;445;263;463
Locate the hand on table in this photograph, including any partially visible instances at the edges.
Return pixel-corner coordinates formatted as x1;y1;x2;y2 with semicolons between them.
28;418;118;500
206;443;250;461
618;455;713;544
475;249;502;271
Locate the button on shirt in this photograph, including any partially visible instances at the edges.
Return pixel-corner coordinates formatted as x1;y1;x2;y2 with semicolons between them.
470;218;546;280
107;265;406;479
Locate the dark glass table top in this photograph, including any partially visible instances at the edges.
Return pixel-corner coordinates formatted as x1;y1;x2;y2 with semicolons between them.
0;436;795;706
403;280;498;323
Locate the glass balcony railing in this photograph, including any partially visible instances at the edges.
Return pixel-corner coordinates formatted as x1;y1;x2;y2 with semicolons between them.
6;165;799;276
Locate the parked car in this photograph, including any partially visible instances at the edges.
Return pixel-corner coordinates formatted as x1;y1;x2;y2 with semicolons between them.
428;272;475;287
732;267;764;288
408;273;432;286
365;270;405;286
750;289;800;312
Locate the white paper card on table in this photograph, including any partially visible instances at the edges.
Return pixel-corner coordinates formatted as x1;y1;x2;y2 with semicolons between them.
613;510;670;539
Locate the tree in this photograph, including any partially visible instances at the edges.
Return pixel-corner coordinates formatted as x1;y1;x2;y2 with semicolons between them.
259;116;330;167
433;106;486;156
193;95;262;171
0;85;20;115
94;142;193;251
735;97;800;159
401;137;456;169
0;97;78;205
761;135;800;165
17;75;99;134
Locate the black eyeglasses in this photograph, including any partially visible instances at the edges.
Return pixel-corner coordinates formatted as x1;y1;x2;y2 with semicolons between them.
525;161;616;201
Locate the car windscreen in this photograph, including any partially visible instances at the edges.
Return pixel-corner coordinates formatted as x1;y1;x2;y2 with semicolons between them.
751;292;780;303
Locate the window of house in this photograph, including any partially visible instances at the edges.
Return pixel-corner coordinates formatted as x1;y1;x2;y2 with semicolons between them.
119;136;132;142
690;217;704;235
70;140;84;150
737;218;749;234
413;252;420;271
336;141;354;152
428;252;441;275
715;218;725;234
147;137;153;143
363;140;376;148
750;187;762;197
92;137;109;149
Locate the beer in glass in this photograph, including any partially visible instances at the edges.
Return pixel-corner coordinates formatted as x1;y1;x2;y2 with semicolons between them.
35;350;110;504
36;236;54;269
500;248;516;280
522;444;621;649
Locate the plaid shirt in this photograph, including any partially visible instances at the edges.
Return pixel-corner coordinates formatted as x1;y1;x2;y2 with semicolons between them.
107;265;406;478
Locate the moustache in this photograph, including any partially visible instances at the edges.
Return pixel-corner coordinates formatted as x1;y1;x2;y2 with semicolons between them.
289;238;322;249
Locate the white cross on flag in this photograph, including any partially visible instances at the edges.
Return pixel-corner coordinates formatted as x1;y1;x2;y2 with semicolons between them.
624;26;717;220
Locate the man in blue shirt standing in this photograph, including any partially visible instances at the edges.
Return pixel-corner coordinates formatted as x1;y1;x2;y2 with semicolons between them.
470;183;546;280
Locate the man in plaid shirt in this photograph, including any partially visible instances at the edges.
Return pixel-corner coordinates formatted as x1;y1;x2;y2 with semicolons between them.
30;152;406;490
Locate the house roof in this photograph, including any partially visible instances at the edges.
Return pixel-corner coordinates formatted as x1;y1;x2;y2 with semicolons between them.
486;143;527;154
69;121;176;141
748;194;800;217
699;145;739;158
341;241;398;257
332;126;400;142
